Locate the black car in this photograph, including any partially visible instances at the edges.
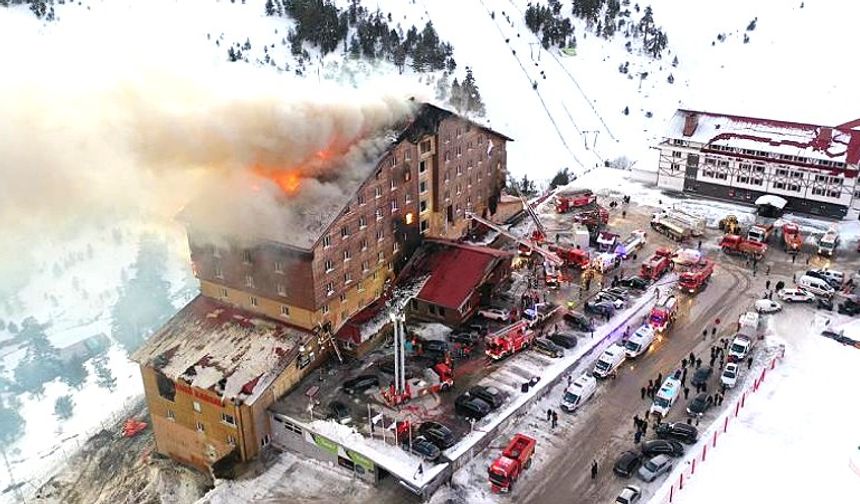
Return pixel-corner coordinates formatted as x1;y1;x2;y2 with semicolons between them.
449;331;481;346
469;385;504;410
838;299;860;315
423;340;450;355
418;421;456;449
603;287;630;300
818;297;834;311
549;332;578;349
690;366;713;387
563;311;594;332
534;337;564;358
378;359;414;378
402;436;441;462
342;374;379;395
640;439;684;458
619;276;649;290
584;301;615;317
454;394;491;420
613;450;642;477
686;393;710;417
326;401;352;424
656;422;699;444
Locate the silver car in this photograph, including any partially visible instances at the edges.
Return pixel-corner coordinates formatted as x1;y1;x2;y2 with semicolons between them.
637;454;673;482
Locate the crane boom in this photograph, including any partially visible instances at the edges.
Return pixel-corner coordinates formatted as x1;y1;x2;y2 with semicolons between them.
465;212;563;266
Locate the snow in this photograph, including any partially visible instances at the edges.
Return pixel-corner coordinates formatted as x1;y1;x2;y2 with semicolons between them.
649;313;860;503
754;194;788;209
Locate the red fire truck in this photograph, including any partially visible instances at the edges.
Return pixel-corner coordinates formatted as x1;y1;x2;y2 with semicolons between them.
678;260;714;294
485;321;534;360
547;243;590;269
382;363;454;406
719;234;767;260
488;433;537;492
648;295;678;332
639;247;673;280
555;189;596;213
782;222;803;252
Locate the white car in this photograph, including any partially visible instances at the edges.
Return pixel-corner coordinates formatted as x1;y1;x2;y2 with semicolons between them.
778;288;815;303
754;299;782;314
720;362;739;388
615;485;642;504
478;308;510;321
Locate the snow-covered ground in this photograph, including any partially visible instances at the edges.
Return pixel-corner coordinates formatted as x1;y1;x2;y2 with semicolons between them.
659;316;860;503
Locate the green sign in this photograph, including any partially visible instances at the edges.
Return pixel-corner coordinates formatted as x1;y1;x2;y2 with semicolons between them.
347;449;375;472
313;434;339;455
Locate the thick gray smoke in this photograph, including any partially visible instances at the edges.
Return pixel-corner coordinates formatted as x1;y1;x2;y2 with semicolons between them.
0;3;423;284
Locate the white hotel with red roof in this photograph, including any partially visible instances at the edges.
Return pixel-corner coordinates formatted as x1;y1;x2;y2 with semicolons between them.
656;109;860;218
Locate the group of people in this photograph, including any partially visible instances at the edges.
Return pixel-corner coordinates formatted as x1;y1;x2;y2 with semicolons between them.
545;408;559;429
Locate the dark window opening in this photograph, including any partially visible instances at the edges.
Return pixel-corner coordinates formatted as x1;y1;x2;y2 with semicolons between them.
156;372;176;402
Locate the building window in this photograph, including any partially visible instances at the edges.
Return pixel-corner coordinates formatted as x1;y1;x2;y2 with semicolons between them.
774;181;786;190
213;246;222;259
196;421;205;433
245;275;255;288
193;401;202;413
361;260;369;272
672;151;682;158
277;283;286;296
456;165;463;175
324;259;334;272
419;181;427;193
377;251;385;263
215;263;224;279
390;178;396;191
390;200;399;213
325;283;334;296
274;260;284;273
393;241;400;254
444;151;451;162
456;146;462;157
166;409;175;421
376;229;384;241
262;435;271;447
227;435;237;446
420;219;430;234
419;139;432;154
280;305;290;317
156;373;176;401
220;287;228;298
323;235;331;248
322;304;330;314
339;293;347;303
242;249;252;264
361;239;368;251
357;280;365;292
405;148;412;161
357;193;365;205
343;248;352;261
250;296;259;307
375;187;382;198
420;200;428;213
405;190;413;203
406;212;415;225
404;167;412;182
375;208;383;221
340;225;350;239
221;413;236;426
419;160;427;173
359;216;367;229
344;272;352;284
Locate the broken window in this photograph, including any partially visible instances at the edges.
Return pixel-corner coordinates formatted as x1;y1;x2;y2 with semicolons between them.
156;372;176;402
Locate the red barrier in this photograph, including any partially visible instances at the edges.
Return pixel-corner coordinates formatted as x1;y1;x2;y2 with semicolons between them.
691;457;696;475
702;443;707;462
670;485;674;502
741;392;746;408
712;430;717;448
679;472;684;490
771;357;777;370
723;416;728;433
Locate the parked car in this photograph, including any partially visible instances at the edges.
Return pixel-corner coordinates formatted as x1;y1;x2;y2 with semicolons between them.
604;286;631;299
449;331;481;346
690;366;713;387
401;436;441;462
619;276;649;290
754;299;782;314
778;288;816;303
469;385;504;410
640;439;684;458
615;485;642;504
595;292;626;309
638;454;673;482
584;300;615;317
423;340;449;355
818;297;834;311
720;362;739;389
478;308;510;321
563;311;594;331
454;394;491;420
655;422;699;444
549;331;578;349
342;374;379;395
686;393;711;417
613;450;642;477
806;269;845;289
418;422;456;449
326;401;352;424
534;337;564;358
838;299;860;315
468;321;488;335
821;327;857;346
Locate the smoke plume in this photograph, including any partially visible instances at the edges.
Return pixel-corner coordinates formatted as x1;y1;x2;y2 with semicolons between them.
0;2;423;284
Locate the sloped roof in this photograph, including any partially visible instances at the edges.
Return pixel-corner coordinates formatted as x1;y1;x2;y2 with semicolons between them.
131;295;312;405
416;240;511;310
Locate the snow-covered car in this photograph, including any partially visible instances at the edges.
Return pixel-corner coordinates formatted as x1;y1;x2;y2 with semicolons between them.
778;288;815;303
596;291;626;309
637;454;673;482
754;299;782;314
721;362;739;389
615;484;642;504
478;308;510;321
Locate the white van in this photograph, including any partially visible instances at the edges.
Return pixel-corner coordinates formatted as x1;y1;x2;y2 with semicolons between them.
728;335;754;361
649;374;682;418
797;274;835;298
592;343;626;379
737;311;760;338
624;325;656;358
560;373;597;413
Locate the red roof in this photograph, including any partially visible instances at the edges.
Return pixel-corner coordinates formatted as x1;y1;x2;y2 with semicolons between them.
416;241;510;310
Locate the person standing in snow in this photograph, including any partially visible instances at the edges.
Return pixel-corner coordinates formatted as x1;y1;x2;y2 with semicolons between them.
591;460;598;479
641;386;647;400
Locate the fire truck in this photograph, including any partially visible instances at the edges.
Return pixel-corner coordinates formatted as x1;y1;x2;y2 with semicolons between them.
555;189;596;213
653;208;705;236
650;213;693;242
614;230;647;259
486;321;535;360
648;295;678;332
547;243;590;269
596;231;620;252
488;433;537;493
639;247;673;280
382;363;454;406
678;260;714;293
720;234;767;260
747;222;775;244
781;222;803;252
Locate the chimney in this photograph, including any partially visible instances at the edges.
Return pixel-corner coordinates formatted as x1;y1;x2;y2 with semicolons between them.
814;127;833;149
682;112;699;137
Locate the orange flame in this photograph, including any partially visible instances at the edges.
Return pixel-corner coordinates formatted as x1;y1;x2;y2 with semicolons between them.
252;165;302;195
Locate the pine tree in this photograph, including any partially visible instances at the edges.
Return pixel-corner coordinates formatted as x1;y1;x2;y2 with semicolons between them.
550;168;571;188
13;317;62;393
93;354;117;392
0;396;24;444
435;73;450;101
265;0;275;16
54;395;74;420
449;78;464;112
461;68;486;116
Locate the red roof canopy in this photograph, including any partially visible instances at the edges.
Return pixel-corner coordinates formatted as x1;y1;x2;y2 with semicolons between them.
417;241;510;310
